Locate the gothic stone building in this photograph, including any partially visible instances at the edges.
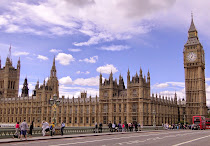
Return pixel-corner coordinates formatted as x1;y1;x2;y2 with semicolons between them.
0;17;207;127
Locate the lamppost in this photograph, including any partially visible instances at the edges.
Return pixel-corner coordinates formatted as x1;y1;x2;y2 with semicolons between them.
50;94;60;126
153;110;156;127
184;114;186;125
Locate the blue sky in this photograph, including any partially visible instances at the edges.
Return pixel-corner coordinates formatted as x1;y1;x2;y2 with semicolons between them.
1;0;210;105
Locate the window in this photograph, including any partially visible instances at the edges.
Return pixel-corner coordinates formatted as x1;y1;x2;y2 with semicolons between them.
119;117;121;124
124;104;126;112
80;117;83;123
75;117;77;123
132;103;137;112
114;104;116;112
70;106;72;114
75;106;77;114
92;106;95;113
103;116;107;124
92;117;95;124
86;117;89;123
103;104;108;113
86;106;89;113
119;104;121;112
69;117;72;123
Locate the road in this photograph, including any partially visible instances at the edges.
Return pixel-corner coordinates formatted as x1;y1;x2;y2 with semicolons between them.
2;130;210;146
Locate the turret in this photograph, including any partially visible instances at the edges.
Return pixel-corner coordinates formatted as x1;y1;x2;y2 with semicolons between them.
127;68;130;86
99;72;102;86
21;77;29;97
174;92;177;104
0;56;1;68
119;73;125;90
35;80;39;89
109;71;113;87
147;70;150;83
17;57;20;70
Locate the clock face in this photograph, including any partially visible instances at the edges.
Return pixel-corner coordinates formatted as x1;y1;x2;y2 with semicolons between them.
187;52;197;62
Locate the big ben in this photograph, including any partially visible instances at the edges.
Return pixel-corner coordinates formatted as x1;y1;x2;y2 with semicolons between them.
184;15;207;124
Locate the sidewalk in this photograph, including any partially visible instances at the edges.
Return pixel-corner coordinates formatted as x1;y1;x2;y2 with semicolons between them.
0;130;161;144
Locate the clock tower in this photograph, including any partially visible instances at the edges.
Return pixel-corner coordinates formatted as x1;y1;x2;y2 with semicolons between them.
183;15;207;124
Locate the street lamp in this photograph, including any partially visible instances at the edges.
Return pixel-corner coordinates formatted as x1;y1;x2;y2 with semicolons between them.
49;94;60;125
153;110;156;127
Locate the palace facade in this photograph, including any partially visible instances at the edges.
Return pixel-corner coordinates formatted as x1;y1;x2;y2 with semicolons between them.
0;17;207;127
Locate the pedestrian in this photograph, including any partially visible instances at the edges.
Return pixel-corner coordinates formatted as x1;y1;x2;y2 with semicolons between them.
29;121;34;137
118;123;122;132
134;122;138;132
138;123;141;131
95;122;98;133
99;122;103;133
122;123;125;132
42;120;50;136
61;121;65;136
20;119;28;140
50;122;55;136
13;122;20;139
108;121;112;132
125;123;128;132
112;122;115;132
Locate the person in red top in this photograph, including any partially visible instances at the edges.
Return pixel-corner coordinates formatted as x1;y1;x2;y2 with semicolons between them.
15;122;20;139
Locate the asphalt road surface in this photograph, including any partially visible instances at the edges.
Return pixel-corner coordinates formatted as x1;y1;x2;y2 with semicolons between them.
2;130;210;146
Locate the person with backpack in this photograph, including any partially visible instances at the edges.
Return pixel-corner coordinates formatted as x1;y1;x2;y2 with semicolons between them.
14;122;20;139
99;122;103;133
50;122;55;136
61;121;65;136
95;122;98;133
29;121;34;137
20;120;28;140
108;121;112;132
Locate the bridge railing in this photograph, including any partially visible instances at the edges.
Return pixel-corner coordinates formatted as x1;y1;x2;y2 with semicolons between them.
0;126;163;139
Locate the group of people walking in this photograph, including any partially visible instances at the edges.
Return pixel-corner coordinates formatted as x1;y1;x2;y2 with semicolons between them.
14;120;65;140
14;120;34;140
108;121;141;132
94;122;103;133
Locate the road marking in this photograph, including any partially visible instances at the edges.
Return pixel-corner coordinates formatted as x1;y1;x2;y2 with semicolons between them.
172;135;210;146
63;138;84;140
11;140;49;145
49;131;198;146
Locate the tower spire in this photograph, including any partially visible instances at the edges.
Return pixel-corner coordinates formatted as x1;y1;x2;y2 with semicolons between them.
8;44;11;60
189;12;196;32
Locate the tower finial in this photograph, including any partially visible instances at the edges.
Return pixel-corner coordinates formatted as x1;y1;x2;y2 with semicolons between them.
8;44;11;60
191;11;193;20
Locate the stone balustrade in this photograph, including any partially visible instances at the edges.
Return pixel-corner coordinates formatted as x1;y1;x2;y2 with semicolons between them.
0;126;163;139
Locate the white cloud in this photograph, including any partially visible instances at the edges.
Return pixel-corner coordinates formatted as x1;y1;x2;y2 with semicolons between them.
55;53;75;65
100;45;130;51
76;71;90;74
79;56;98;63
96;64;118;74
153;82;185;89
50;49;62;53
74;76;99;86
13;51;29;56
59;76;99;86
59;76;73;85
0;0;175;44
153;83;169;88
37;55;48;60
68;48;81;52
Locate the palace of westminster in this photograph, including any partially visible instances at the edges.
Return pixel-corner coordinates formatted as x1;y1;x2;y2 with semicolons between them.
0;17;208;127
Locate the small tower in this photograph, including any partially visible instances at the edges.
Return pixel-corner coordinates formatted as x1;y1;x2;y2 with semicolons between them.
127;68;130;86
99;72;102;87
21;77;29;97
